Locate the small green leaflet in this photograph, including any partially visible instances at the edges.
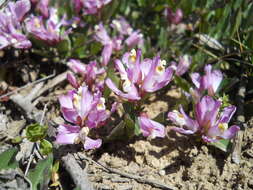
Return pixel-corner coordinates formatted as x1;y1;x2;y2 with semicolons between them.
212;139;230;152
0;148;18;170
28;154;53;190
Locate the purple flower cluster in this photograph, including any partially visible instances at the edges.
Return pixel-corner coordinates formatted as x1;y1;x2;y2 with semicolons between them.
105;49;175;100
56;85;117;149
190;64;223;101
31;0;50;18
0;0;31;49
164;8;183;25
67;59;105;91
168;96;239;142
26;8;70;45
73;0;112;15
56;46;239;150
94;18;143;66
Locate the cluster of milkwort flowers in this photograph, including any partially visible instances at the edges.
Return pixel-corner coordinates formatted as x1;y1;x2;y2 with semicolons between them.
94;17;143;66
0;0;31;49
56;49;190;149
0;0;119;49
168;64;240;142
0;0;70;49
56;48;239;150
73;0;112;15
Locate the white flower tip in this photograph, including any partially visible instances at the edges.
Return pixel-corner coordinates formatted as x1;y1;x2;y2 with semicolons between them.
129;49;137;62
94;25;99;30
156;60;167;74
97;97;106;110
127;28;133;35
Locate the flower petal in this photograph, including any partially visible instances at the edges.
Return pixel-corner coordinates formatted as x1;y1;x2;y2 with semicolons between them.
138;116;165;138
115;59;128;80
83;137;102;150
221;125;240;139
175;55;191;76
195;96;221;128
147;66;174;92
12;0;31;21
179;106;199;132
218;105;236;124
67;59;86;74
80;86;93;118
61;107;79;124
67;73;79;89
59;91;74;109
191;72;201;89
56;124;80;144
105;78;140;100
102;43;113;66
171;127;196;135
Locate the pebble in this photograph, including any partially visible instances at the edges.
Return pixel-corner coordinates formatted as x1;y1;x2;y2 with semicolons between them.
111;177;129;183
98;185;112;190
117;184;133;190
159;169;166;176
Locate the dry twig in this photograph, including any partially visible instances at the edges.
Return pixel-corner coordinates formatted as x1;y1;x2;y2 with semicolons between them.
61;153;94;190
232;75;247;164
0;71;55;100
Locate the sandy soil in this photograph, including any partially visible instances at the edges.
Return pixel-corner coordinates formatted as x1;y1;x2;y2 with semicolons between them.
85;88;253;190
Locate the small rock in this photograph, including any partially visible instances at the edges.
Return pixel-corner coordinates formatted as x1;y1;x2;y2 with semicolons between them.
201;146;209;154
7;119;26;138
52;116;65;125
117;184;133;190
159;169;166;176
89;175;102;182
98;185;112;190
111;177;129;183
16;138;34;161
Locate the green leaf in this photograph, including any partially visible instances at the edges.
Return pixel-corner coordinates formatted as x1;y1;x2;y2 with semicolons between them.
134;117;141;136
106;120;126;141
26;123;48;142
90;42;102;55
211;139;230;152
231;8;242;37
101;0;119;21
40;139;53;156
0;148;18;170
107;62;120;88
103;84;111;99
174;75;191;93
124;114;136;139
106;114;140;141
11;136;23;144
28;154;53;190
56;39;71;56
153;112;165;123
122;102;135;115
137;0;146;7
